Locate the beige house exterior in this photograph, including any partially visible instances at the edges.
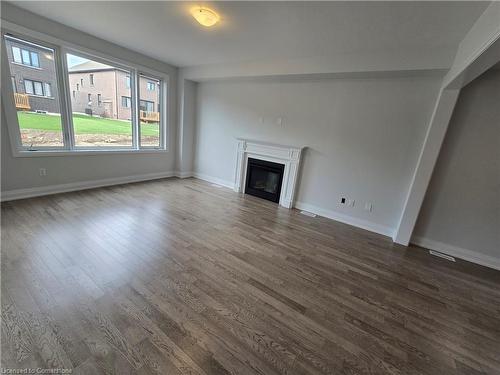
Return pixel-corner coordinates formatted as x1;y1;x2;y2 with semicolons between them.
68;60;159;121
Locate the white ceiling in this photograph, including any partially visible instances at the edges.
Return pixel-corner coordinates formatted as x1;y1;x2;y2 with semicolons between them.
9;1;489;69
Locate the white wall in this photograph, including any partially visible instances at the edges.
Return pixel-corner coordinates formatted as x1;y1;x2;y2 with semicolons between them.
176;79;197;175
445;2;500;87
1;3;178;195
413;68;500;267
193;76;441;235
393;3;500;245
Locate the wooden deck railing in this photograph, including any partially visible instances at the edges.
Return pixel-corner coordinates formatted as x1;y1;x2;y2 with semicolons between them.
14;93;30;111
140;110;159;123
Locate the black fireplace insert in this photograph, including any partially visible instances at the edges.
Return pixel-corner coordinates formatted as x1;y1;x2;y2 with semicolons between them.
245;158;285;203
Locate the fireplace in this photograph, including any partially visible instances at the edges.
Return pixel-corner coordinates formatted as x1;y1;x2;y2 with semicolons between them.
245;158;285;203
235;139;303;208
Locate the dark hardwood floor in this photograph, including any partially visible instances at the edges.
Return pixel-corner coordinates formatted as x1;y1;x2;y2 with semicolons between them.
1;177;499;374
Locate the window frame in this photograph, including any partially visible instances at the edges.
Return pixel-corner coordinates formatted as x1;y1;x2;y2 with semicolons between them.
24;78;34;94
30;51;39;67
33;80;44;96
121;95;132;108
13;45;40;68
21;48;30;65
140;99;155;112
1;23;169;157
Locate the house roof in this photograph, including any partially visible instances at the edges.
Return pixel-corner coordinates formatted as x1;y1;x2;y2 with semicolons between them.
68;60;114;73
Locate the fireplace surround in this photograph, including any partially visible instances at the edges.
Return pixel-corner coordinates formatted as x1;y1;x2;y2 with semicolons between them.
234;139;303;208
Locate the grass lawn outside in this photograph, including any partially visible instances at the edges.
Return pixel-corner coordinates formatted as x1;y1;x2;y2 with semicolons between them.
17;112;159;136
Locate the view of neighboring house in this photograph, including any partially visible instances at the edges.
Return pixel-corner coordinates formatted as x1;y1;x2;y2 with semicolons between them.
68;60;159;121
5;35;61;113
5;34;159;122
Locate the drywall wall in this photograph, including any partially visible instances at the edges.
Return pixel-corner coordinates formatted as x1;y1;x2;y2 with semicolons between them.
394;3;500;245
1;3;178;194
445;2;500;86
0;104;174;195
413;68;500;266
176;78;197;175
193;75;441;235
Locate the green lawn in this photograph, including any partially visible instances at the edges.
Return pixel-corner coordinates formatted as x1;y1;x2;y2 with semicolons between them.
18;112;159;136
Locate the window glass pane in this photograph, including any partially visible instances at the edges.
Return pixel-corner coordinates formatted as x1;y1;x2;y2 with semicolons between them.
30;51;39;67
67;53;133;147
4;35;64;147
21;49;30;65
44;83;51;97
139;100;155;112
24;79;34;94
121;96;131;108
12;46;21;63
139;74;161;147
33;81;43;96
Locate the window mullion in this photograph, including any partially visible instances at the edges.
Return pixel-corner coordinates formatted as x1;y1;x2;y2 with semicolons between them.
133;70;139;149
58;47;75;150
161;79;167;150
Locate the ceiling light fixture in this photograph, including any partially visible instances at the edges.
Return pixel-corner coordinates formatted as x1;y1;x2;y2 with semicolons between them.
191;7;219;27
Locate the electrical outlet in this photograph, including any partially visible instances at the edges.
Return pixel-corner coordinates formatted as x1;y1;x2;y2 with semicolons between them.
364;202;373;212
39;168;47;176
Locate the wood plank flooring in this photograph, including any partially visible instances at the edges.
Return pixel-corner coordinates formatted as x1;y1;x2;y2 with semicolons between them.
1;177;499;374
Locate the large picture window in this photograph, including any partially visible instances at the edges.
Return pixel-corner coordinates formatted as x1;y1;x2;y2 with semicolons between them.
2;31;168;154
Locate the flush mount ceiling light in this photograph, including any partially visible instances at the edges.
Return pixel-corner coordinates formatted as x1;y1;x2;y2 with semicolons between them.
191;7;220;27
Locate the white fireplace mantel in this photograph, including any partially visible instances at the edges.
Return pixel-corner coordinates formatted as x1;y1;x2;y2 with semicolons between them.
234;139;304;208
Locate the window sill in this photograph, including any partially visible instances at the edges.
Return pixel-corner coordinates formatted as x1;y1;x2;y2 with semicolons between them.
13;148;169;158
11;62;42;70
26;94;54;99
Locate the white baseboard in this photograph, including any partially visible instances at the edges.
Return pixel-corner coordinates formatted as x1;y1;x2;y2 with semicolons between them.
294;201;394;238
411;236;500;271
175;171;193;179
1;171;175;202
192;172;235;189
